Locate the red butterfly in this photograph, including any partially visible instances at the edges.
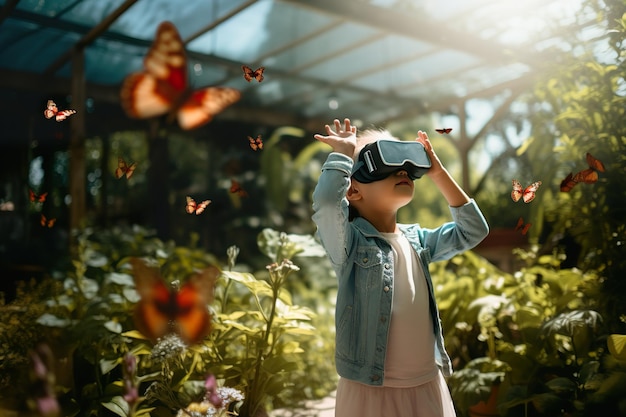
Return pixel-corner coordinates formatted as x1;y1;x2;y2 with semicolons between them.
511;179;542;203
230;179;248;198
560;152;605;192
120;22;241;130
248;135;263;151
130;258;220;345
115;157;137;180
185;196;211;215
44;100;76;122
40;214;56;228
515;217;532;235
242;65;265;82
29;189;48;203
435;128;453;134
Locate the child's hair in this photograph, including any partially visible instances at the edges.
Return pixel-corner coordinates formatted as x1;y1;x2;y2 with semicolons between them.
348;127;400;221
352;128;399;161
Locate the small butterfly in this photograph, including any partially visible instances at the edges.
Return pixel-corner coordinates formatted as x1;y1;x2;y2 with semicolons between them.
115;157;137;180
241;65;265;82
130;258;220;345
44;100;76;122
40;214;56;228
560;152;605;192
120;22;241;130
185;196;211;215
248;135;263;151
29;189;48;203
435;128;453;134
515;217;532;235
230;179;248;198
511;179;542;203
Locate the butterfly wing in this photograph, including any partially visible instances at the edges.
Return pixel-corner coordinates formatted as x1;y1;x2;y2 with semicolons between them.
115;158;128;179
242;65;254;82
515;217;531;235
230;179;248;197
185;196;197;214
560;172;577;192
29;190;48;203
511;179;523;202
252;67;265;82
55;109;76;122
248;135;263;151
194;200;211;215
573;168;598;184
522;181;542;203
44;100;57;119
176;87;240;130
586;152;605;173
130;258;176;342
40;214;56;228
174;266;220;345
120;21;188;121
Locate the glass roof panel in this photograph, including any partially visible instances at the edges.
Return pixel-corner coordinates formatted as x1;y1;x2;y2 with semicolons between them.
188;1;335;63
0;18;81;73
110;0;252;40
348;49;481;93
263;21;381;71
299;34;434;84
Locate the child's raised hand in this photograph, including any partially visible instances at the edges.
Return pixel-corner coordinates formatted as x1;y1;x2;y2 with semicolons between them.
314;118;357;157
415;130;444;176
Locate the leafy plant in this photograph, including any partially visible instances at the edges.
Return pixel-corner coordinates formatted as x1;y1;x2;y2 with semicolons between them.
0;226;337;417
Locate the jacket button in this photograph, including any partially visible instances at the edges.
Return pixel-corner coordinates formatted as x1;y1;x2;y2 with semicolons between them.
363;257;368;263
384;263;390;269
383;286;390;292
371;375;380;382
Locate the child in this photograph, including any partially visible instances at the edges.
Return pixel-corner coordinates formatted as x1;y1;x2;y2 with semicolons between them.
312;118;489;417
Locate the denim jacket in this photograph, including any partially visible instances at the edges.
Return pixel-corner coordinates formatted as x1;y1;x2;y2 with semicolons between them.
312;152;489;386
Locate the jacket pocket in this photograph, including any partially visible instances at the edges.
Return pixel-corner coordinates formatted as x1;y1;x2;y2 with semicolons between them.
336;305;356;361
354;247;383;290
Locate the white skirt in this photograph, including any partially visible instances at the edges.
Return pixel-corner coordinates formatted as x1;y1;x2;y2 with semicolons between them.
335;371;457;417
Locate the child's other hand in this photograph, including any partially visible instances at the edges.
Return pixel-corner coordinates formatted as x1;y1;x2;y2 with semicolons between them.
314;118;357;157
415;130;445;176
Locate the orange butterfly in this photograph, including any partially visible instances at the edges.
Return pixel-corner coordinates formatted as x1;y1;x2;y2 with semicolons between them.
185;196;211;215
120;22;241;130
435;128;453;134
242;65;265;82
44;100;76;122
29;189;48;203
511;179;541;203
40;214;56;228
560;152;605;192
115;157;137;179
130;258;220;345
230;179;248;198
248;135;263;151
515;217;531;235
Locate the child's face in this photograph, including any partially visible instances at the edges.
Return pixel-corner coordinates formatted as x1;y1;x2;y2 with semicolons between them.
350;169;415;212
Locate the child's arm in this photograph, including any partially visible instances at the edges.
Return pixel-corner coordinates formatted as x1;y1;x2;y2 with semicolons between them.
311;119;358;267
416;130;470;208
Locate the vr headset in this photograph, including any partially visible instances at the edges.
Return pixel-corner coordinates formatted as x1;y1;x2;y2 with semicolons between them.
351;139;431;183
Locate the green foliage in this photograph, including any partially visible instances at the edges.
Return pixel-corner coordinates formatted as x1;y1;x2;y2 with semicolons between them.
0;226;337;417
502;0;626;336
435;246;626;416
